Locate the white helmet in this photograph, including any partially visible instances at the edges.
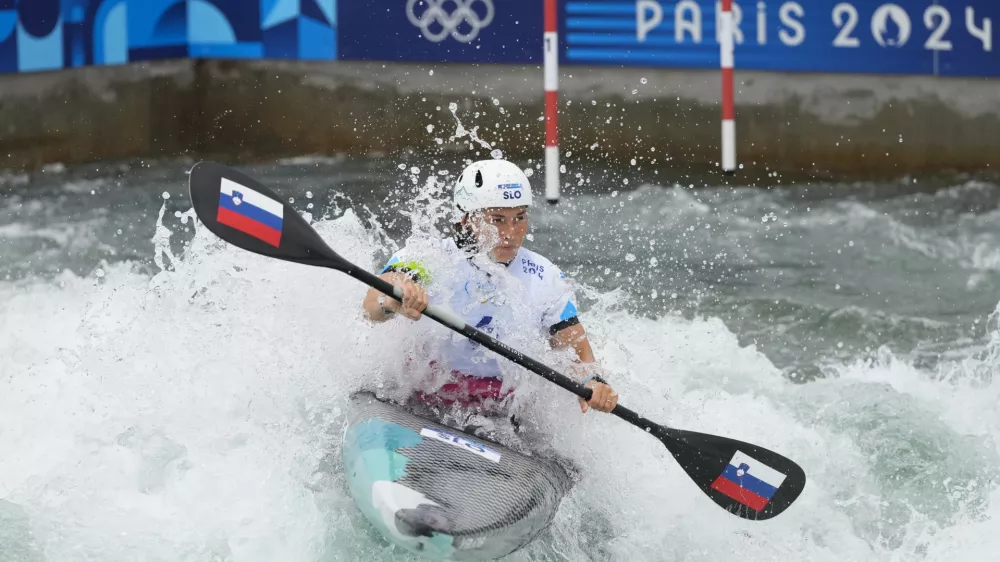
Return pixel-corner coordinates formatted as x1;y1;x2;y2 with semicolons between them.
453;159;533;213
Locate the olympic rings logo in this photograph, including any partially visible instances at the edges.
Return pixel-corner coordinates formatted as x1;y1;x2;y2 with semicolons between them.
406;0;495;43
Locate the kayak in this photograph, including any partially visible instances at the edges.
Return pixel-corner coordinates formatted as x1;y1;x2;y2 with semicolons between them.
342;392;571;560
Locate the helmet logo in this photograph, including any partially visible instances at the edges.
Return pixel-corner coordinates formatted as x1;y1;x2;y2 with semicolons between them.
475;170;483;187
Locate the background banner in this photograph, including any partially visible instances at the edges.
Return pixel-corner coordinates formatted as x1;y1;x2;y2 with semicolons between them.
562;0;998;76
0;1;994;77
338;0;541;63
0;0;337;74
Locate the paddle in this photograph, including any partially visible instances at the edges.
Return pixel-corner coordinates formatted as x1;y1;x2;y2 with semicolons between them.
186;161;807;521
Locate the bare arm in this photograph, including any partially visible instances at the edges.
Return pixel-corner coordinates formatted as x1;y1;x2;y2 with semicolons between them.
550;322;596;363
551;321;618;413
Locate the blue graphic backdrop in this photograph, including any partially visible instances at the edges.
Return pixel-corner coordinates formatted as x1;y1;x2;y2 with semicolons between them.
338;0;541;63
0;0;337;73
0;0;996;77
563;0;999;77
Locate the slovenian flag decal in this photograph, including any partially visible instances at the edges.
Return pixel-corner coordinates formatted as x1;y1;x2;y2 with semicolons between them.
710;450;787;512
216;178;284;247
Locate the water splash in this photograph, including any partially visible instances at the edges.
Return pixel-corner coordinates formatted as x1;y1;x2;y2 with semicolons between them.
448;102;495;153
1;170;998;561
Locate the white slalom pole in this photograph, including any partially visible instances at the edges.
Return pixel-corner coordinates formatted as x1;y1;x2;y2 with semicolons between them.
721;0;737;175
544;0;559;203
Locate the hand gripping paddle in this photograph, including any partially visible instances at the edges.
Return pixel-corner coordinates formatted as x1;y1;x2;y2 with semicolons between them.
187;161;807;521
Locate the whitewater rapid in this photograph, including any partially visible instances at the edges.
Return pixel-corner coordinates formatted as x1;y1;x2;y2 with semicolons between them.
1;195;997;561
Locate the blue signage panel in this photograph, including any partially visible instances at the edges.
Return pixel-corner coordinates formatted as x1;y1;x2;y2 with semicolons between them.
0;0;994;78
563;0;999;77
338;0;541;63
0;0;337;74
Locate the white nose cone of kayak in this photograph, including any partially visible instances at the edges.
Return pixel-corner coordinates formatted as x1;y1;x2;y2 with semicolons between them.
371;481;441;542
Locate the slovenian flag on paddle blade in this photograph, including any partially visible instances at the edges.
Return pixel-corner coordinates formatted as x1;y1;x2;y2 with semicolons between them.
710;450;787;512
216;178;284;247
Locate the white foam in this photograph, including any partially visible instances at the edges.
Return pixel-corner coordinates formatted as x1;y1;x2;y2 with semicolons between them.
0;203;996;562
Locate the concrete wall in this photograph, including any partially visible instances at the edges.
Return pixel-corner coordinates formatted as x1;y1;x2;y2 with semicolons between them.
0;61;198;171
0;59;997;180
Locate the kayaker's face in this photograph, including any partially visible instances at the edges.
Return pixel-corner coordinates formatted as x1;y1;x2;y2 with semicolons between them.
466;207;529;264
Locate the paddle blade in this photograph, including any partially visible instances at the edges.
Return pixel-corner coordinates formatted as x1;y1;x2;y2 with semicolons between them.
656;427;806;521
188;161;345;269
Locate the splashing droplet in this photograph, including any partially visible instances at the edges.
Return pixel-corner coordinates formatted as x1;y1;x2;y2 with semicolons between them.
641;77;648;84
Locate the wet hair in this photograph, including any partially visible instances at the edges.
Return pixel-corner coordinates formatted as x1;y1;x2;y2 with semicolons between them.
452;220;477;252
452;218;516;266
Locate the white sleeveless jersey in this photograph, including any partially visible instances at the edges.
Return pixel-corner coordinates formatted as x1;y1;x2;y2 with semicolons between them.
381;238;579;378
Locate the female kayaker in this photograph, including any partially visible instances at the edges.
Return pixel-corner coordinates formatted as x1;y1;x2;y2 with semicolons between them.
361;158;619;415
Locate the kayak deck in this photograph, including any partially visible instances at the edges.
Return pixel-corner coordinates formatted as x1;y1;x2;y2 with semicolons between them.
342;392;571;561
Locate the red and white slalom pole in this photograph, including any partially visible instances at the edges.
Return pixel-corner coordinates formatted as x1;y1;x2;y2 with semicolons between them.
720;0;736;175
544;0;559;203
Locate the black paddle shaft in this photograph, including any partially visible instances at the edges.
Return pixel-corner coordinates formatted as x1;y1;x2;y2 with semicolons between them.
338;251;720;468
349;264;656;421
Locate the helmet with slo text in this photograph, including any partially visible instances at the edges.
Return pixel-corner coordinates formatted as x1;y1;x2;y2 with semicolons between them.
453;159;533;213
